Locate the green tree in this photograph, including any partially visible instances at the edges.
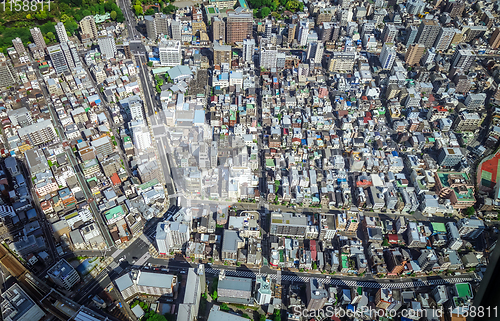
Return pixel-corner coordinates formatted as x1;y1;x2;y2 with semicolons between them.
46;32;56;42
259;315;266;321
259;6;271;18
211;290;217;301
134;4;143;15
110;10;117;19
312;262;317;270
220;303;229;311
162;4;176;13
464;206;475;217
382;238;389;247
145;8;155;15
273;309;281;321
147;61;153;67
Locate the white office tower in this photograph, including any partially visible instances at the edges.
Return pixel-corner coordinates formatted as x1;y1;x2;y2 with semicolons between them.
433;27;455;51
55;22;69;43
420;47;436;65
158;39;182;66
243;38;255;63
48;44;69;74
130;101;144;121
307;41;324;64
259;47;278;69
98;35;117;60
298;20;309;46
379;43;396;70
130;120;152;153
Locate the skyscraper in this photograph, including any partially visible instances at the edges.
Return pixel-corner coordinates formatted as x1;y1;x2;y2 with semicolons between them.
98;35;117;60
169;20;182;41
306;41;324;64
55;22;69;43
433;27;455;51
60;41;75;69
451;44;475;72
490;28;500;49
379;43;396;70
415;19;441;48
298;20;309;46
212;16;225;43
79;15;98;40
0;53;18;87
68;41;82;68
12;37;26;56
382;24;398;43
47;44;69;74
242;38;255;63
226;9;253;44
420;47;436;65
404;25;419;47
405;43;425;66
30;27;46;51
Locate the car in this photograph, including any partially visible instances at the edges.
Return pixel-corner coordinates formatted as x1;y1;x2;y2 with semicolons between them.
132;256;138;260
180;270;187;274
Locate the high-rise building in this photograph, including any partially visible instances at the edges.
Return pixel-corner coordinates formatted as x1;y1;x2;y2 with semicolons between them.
404;25;419;47
331;23;341;41
306;279;328;310
407;0;426;15
287;23;296;43
446;0;465;18
47;44;69;74
226;9;253;44
379;43;396;70
30;27;46;51
12;37;26;56
328;51;355;72
490;28;500;49
382;24;398;43
123;41;132;59
433;27;455;51
170;20;182;41
298;20;309;46
420;47;436;65
405;43;425;66
17;119;56;146
438;147;463;167
212;16;225;43
0;53;18;87
306;41;324;64
264;19;273;38
158;39;181;66
79;15;98;40
451;44;475;72
213;42;231;65
415;19;441;48
319;22;332;41
156;221;190;254
68;41;82;68
98;34;117;59
55;22;69;43
47;259;81;290
60;42;75;69
242;38;255;62
259;47;277;69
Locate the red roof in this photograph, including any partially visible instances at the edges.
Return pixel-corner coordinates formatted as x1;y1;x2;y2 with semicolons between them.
110;173;121;185
387;234;398;243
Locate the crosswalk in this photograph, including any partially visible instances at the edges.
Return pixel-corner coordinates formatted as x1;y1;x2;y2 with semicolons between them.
205;268;477;289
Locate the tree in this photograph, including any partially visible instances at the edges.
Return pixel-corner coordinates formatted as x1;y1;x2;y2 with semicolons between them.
259;6;271;18
285;0;299;12
220;303;229;311
211;290;217;301
46;32;56;42
145;8;155;15
273;309;281;321
259;315;267;321
133;4;143;15
382;238;389;247
464;206;475;217
312;262;317;270
162;4;176;14
147;61;153;67
110;10;117;19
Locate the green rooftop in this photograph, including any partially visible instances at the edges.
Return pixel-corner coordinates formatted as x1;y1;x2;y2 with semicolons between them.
455;283;473;299
431;222;447;233
104;205;126;222
139;178;159;191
